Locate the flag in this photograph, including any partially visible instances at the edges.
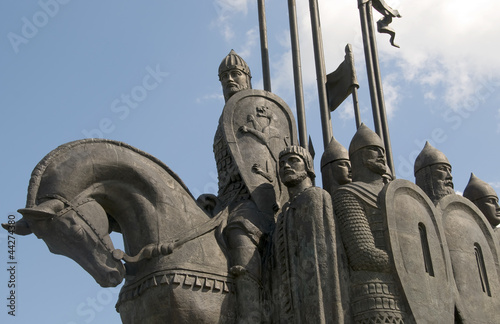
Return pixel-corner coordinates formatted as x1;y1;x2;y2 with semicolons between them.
326;44;359;112
372;0;402;48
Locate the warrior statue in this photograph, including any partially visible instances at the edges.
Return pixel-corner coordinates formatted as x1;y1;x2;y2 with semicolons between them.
270;145;343;323
332;124;410;324
414;141;454;205
463;173;500;229
200;50;297;323
320;137;352;197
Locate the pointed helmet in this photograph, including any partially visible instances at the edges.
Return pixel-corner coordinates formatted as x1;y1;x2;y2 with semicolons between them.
463;173;498;202
218;49;252;80
414;142;450;176
348;123;384;157
321;137;349;169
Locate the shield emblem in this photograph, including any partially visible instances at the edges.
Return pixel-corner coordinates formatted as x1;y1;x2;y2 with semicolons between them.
222;89;298;214
438;195;500;323
380;179;455;323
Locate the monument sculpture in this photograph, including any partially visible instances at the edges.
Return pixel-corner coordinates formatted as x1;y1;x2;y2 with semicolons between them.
436;188;500;323
463;172;500;229
4;33;500;324
413;148;500;323
320;137;352;196
332;124;411;323
268;145;343;323
209;50;298;323
414;141;455;205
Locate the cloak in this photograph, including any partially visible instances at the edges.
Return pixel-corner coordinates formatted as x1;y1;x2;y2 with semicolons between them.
271;186;342;323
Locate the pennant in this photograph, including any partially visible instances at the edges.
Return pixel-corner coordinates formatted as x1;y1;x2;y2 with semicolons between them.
372;0;402;48
326;44;359;112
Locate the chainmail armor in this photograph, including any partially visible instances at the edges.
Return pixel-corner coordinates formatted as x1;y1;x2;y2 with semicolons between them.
332;190;390;272
214;123;249;206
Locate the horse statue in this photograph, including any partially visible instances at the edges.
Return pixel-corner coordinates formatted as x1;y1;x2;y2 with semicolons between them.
5;138;236;323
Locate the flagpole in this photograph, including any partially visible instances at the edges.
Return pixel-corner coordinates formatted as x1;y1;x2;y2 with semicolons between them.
358;0;395;176
352;87;361;129
309;0;332;149
366;3;395;176
287;0;308;149
358;0;382;137
257;0;271;92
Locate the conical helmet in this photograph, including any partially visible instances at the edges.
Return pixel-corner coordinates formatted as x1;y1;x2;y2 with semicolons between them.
279;145;315;179
414;142;450;176
348;123;384;157
218;49;251;80
321;137;349;169
463;173;497;202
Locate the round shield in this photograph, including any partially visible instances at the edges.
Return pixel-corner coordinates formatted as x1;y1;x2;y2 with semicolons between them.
438;194;500;323
221;89;298;214
380;179;455;323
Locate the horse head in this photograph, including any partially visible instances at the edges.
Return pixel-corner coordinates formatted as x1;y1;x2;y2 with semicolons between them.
6;196;125;287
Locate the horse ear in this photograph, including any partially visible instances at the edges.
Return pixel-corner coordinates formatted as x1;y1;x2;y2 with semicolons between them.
17;199;65;220
18;207;56;219
1;218;32;236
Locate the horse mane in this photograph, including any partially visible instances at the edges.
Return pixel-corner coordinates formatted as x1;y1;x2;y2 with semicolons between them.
26;138;194;207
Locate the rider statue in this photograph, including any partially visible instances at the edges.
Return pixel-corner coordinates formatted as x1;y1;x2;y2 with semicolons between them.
200;50;276;323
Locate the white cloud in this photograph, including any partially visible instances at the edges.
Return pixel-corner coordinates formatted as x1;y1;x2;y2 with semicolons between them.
338;99;355;121
238;28;258;59
380;0;500;111
212;0;251;41
382;73;401;118
489;182;500;189
269;0;500;121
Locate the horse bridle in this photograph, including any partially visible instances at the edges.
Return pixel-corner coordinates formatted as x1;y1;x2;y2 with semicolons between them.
40;192;231;265
39;194;116;256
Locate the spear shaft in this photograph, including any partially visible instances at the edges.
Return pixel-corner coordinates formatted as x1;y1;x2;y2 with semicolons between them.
258;0;271;92
358;0;395;176
309;0;332;149
288;0;308;149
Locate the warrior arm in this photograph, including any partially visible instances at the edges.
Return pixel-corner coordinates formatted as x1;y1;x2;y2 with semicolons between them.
239;125;269;145
332;190;390;272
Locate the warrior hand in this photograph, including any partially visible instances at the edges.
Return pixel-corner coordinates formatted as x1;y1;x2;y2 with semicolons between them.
239;125;248;133
196;194;219;217
252;163;262;173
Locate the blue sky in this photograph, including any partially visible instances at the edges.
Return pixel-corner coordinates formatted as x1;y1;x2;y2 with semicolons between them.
1;1;499;323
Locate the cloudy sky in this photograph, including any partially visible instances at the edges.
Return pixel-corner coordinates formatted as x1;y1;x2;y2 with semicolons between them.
1;1;499;323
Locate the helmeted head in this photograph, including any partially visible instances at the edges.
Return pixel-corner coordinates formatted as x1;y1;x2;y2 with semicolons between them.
463;173;500;227
219;50;252;102
349;124;387;180
414;142;454;204
279;145;315;187
321;137;351;186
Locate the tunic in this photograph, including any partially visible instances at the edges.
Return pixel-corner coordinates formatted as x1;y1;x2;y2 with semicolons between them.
270;186;343;323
